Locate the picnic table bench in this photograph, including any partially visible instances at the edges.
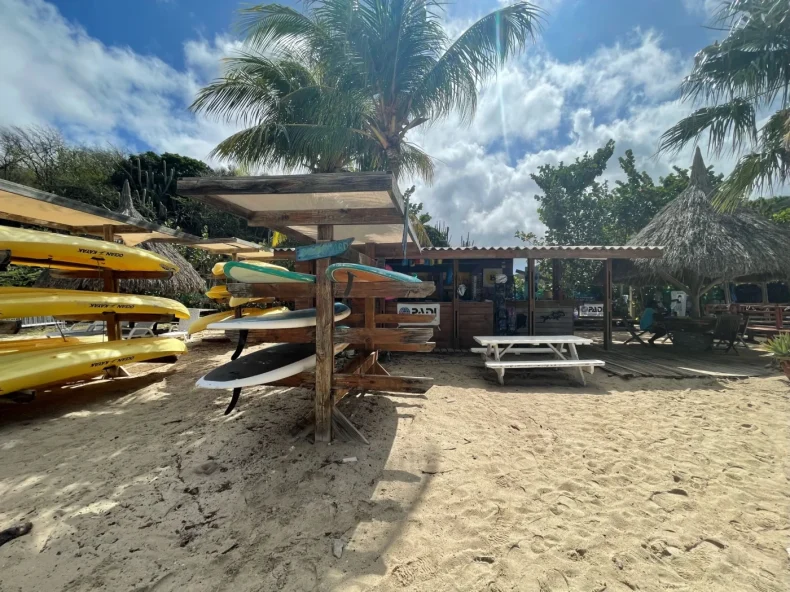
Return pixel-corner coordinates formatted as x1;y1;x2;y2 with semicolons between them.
473;335;604;386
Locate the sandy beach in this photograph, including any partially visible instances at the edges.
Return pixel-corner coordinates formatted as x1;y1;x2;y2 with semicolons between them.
0;342;788;592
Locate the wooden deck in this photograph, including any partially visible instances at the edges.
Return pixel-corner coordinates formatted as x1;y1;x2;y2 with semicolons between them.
579;342;774;379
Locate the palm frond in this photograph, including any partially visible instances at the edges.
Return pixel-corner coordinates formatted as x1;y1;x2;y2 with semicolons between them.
236;4;318;58
411;1;543;123
658;99;756;155
713;144;790;210
398;141;435;182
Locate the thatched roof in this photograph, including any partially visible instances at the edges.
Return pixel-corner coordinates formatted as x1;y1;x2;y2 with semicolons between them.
35;241;207;297
627;148;790;285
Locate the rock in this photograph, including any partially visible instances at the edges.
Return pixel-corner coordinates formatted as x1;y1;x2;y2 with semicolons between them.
332;538;344;558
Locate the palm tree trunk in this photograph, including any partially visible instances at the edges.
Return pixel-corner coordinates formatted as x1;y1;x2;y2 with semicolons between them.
385;145;401;179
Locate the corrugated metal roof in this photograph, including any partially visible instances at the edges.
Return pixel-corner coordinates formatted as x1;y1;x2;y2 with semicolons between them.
418;245;661;252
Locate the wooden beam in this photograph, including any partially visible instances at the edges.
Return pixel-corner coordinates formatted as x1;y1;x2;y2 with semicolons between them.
226;281;436;299
528;258;536;336
604;258;612;351
452;258;459;349
314;224;334;444
178;172;396;196
332;374;433;394
377;342;436;352
335;327;434;344
373;313;437;324
248;208;403;227
246;327;433;345
0;250;10;271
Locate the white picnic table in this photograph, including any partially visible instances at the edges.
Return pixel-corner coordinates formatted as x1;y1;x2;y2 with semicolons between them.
473;335;604;386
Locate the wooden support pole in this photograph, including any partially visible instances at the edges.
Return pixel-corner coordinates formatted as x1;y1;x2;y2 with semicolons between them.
452;258;460;349
314;225;334;443
604;258;613;351
101;225;122;341
527;258;536;336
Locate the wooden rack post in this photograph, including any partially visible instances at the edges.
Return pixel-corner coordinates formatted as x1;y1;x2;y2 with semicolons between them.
314;224;335;443
604;258;613;350
102;225;122;342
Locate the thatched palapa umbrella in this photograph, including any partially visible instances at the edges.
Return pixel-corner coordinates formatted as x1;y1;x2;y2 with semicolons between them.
35;181;206;298
626;148;790;316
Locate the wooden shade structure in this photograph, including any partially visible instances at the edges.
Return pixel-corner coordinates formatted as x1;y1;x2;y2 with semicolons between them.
178;172;432;444
0;178;201;247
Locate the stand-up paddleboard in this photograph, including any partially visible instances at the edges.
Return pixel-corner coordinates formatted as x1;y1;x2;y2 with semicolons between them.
0;226;179;273
187;306;289;336
0;288;190;320
225;261;315;284
295;238;354;262
0;337;186;395
208;303;349;331
212;260;284;279
196;343;347;414
0;335;106;356
229;296;274;308
326;263;421;283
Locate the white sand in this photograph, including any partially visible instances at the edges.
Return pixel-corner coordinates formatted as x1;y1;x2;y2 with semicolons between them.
0;343;788;591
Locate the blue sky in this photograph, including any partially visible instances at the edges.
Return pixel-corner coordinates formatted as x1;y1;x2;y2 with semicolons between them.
1;0;727;246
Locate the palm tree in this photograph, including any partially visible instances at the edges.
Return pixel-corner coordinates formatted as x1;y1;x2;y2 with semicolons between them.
659;0;789;211
192;0;543;180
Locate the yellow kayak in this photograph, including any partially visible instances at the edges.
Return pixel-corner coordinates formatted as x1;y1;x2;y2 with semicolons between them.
188;306;289;336
206;284;273;307
0;335;106;356
0;337;187;395
0;226;179;273
0;288;190;320
212;260;288;279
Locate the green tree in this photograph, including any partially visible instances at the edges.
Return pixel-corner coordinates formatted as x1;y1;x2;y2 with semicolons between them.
521;141;722;294
659;0;790;210
192;0;543;180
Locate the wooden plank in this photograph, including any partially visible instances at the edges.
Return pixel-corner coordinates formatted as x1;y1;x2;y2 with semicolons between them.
374;313;437;324
249;208;402;226
376;342;436;352
332;374;433;394
244;327;316;343
335;327;434;344
178;171;396;196
314;224;334;444
334;350;378;404
227;281;436;299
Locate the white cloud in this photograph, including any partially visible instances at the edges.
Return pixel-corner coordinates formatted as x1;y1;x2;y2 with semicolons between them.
0;0;241;164
1;0;736;248
406;30;720;247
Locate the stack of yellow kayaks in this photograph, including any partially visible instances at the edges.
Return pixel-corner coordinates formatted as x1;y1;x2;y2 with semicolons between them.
0;338;187;395
0;227;189;396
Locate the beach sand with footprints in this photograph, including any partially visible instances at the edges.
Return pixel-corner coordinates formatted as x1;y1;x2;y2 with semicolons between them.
0;343;788;591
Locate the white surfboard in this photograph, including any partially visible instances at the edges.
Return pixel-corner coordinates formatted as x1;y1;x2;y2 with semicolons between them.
207;303;350;331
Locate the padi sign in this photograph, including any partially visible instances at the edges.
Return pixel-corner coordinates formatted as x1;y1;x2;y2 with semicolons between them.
396;302;440;326
579;302;604;317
